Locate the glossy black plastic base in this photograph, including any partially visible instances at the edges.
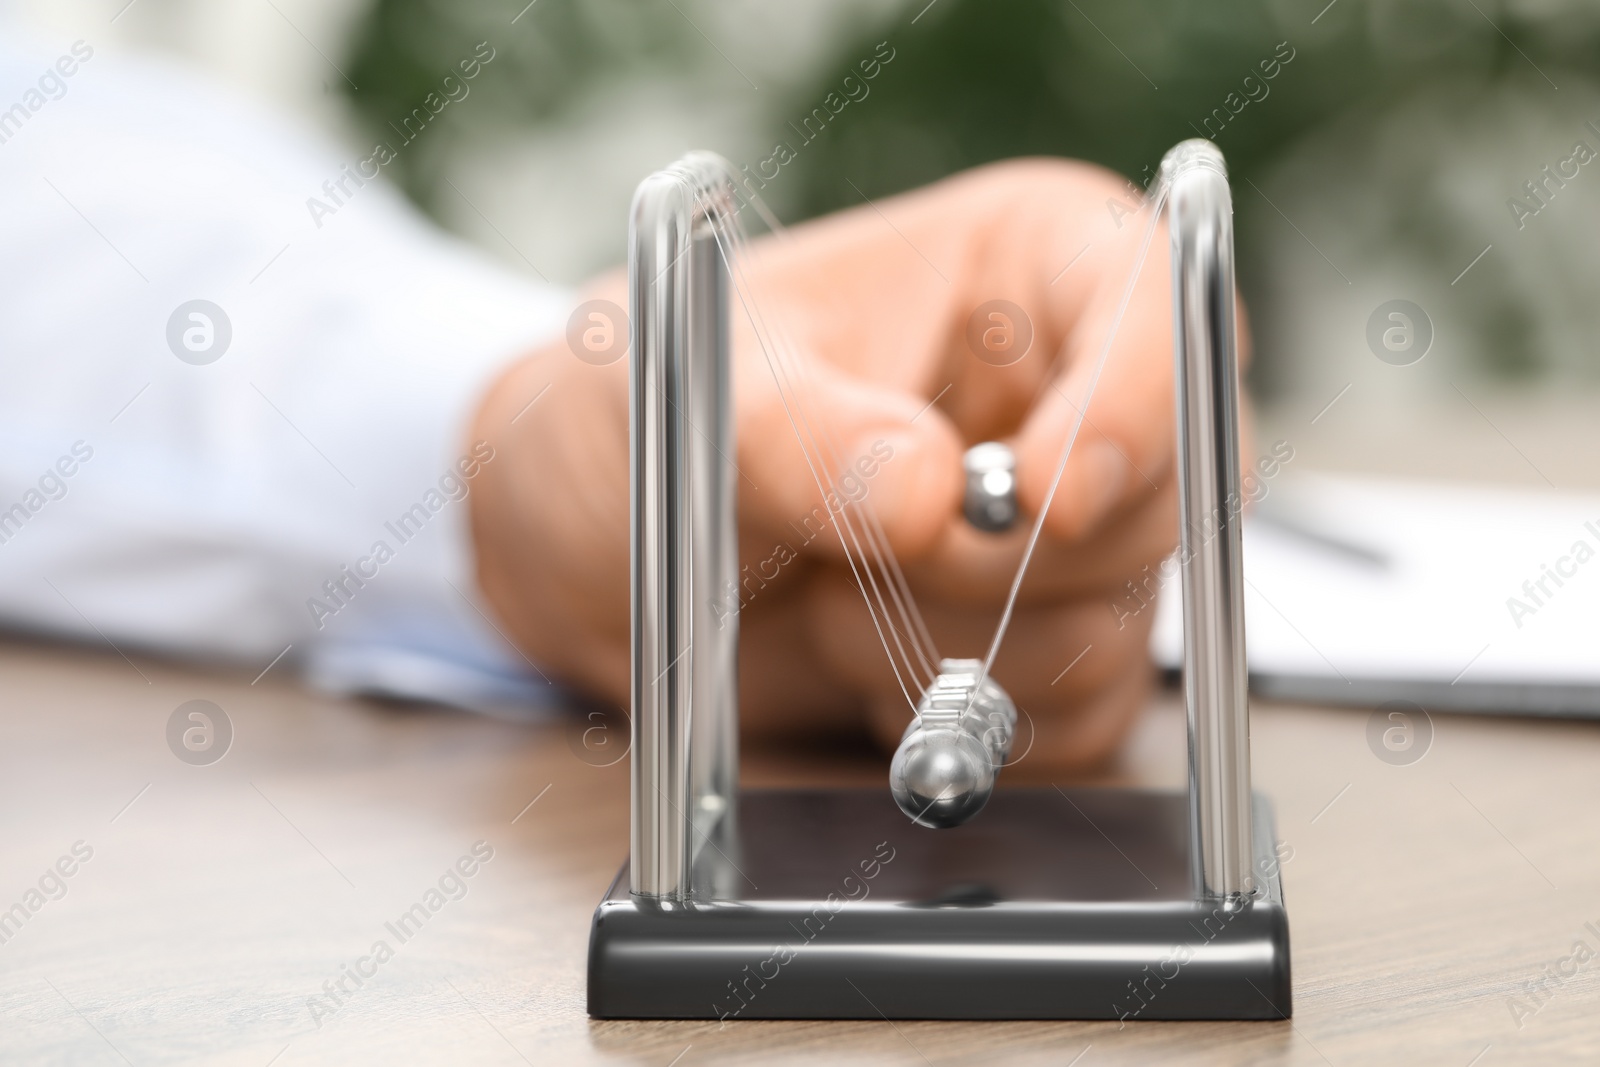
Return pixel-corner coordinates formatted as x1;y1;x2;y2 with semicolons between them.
588;787;1291;1020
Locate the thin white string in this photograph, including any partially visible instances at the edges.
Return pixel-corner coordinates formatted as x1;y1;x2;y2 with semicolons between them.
729;265;930;705
705;194;937;710
747;259;941;690
716;196;936;684
696;170;1167;724
855;503;940;681
773;306;941;686
973;183;1171;698
729;221;942;687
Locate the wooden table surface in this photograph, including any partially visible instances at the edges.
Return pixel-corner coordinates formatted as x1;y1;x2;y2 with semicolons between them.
2;634;1597;1067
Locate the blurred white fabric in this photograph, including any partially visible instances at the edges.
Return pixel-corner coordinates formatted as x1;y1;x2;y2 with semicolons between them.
0;29;570;711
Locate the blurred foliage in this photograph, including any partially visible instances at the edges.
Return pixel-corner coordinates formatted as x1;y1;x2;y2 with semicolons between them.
782;1;1346;216
343;0;1600;214
343;0;1600;388
343;0;714;213
769;0;1600;392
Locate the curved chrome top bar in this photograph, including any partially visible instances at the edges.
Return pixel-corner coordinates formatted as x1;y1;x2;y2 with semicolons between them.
629;152;740;901
1161;139;1255;903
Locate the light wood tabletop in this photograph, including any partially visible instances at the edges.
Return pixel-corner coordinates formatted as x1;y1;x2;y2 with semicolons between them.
1;628;1597;1067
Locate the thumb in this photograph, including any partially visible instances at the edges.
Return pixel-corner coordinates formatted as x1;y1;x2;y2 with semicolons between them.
737;356;964;561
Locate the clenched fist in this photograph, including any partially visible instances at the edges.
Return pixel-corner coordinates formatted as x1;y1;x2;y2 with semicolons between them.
469;158;1231;772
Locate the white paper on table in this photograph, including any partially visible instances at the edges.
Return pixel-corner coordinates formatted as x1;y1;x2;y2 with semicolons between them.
1150;474;1600;716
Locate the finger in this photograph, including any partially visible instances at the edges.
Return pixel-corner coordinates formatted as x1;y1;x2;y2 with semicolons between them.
736;344;965;562
850;594;1157;773
1011;207;1175;544
805;563;1156;722
732;159;1180;559
1008;659;1153;774
740;159;1166;445
736;573;866;743
898;479;1178;606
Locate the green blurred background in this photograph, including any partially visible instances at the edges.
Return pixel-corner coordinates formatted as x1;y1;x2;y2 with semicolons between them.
335;0;1600;403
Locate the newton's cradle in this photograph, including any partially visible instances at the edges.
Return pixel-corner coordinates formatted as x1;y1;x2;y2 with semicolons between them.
586;140;1292;1021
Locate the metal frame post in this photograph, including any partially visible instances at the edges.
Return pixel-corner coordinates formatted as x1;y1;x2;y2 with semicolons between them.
629;154;740;901
1164;140;1256;903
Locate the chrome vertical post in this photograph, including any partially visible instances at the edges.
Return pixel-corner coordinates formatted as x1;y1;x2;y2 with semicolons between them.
1163;140;1255;903
629;154;740;901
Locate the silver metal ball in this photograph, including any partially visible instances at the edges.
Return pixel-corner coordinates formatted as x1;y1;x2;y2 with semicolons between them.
889;658;1018;828
890;728;994;829
963;441;1018;533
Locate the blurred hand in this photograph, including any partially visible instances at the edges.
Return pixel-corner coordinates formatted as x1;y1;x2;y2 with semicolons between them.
470;158;1231;772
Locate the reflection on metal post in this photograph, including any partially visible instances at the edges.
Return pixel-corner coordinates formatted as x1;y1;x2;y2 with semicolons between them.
1163;140;1255;903
629;154;740;902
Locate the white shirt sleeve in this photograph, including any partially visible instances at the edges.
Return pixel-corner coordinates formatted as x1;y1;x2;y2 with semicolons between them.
0;33;572;712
